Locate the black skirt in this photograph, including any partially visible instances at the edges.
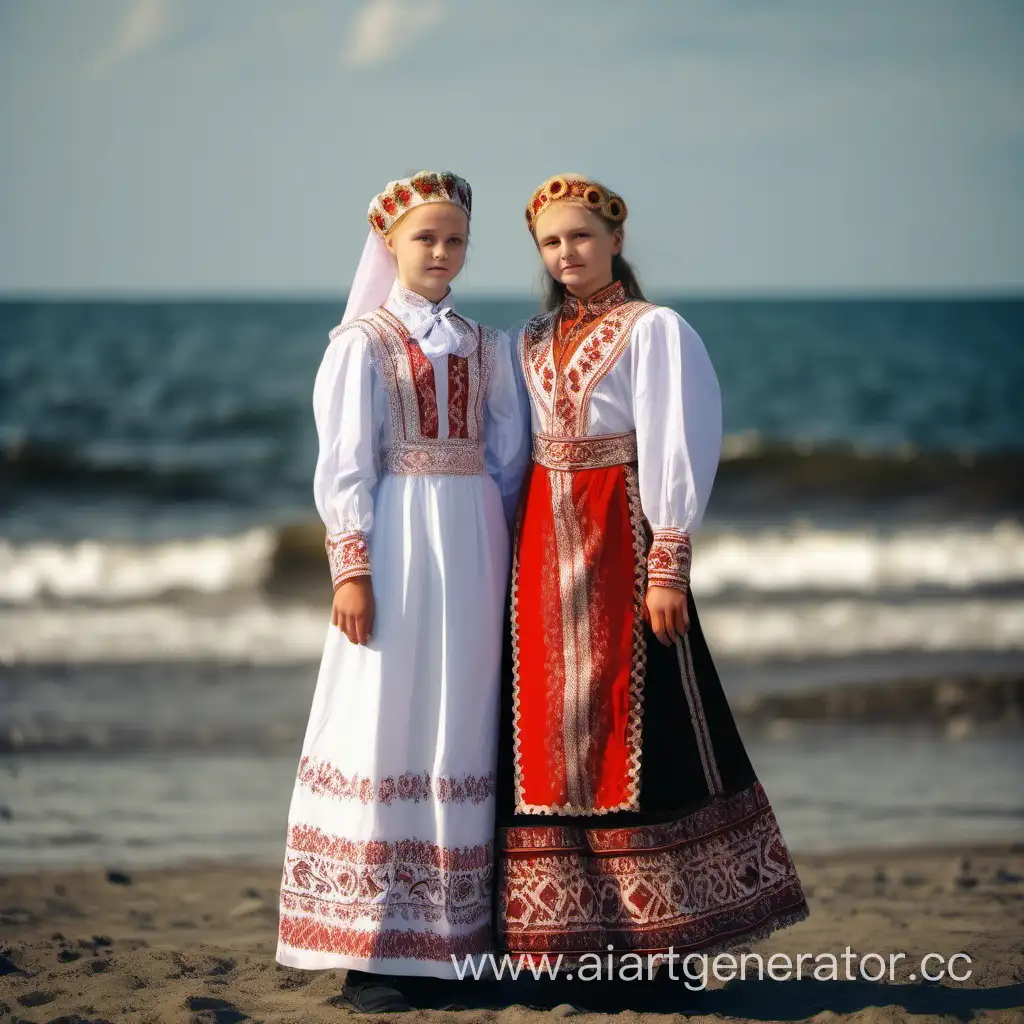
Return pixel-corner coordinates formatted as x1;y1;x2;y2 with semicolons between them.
493;591;810;961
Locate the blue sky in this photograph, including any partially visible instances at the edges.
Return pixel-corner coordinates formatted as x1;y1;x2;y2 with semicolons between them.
1;0;1022;296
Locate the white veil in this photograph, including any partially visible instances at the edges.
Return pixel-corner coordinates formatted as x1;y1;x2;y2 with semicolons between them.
341;230;398;325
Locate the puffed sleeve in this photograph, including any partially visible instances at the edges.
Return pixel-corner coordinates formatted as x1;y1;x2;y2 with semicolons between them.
631;307;722;593
312;324;385;590
483;327;531;526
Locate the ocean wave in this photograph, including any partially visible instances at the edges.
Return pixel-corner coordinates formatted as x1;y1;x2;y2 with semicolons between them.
0;437;231;499
1;595;1022;666
0;530;277;604
4;434;1024;511
693;521;1024;595
3;521;1023;605
713;438;1024;513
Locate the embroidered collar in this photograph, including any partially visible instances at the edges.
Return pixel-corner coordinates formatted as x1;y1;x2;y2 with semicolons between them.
560;280;627;322
388;280;455;319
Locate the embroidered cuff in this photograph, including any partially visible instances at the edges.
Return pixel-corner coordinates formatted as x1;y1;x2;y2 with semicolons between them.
326;530;371;589
647;529;692;592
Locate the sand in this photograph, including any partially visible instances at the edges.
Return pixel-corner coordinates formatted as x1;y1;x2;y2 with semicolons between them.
1;843;1022;1023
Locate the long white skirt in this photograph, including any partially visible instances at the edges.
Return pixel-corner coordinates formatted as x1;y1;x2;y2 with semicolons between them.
276;471;509;979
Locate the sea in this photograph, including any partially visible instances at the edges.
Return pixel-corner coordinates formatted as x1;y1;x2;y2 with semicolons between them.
1;296;1022;869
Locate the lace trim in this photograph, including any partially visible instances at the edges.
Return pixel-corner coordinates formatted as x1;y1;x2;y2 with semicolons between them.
326;530;370;588
509;496;526;817
647;528;692;592
623;465;649;810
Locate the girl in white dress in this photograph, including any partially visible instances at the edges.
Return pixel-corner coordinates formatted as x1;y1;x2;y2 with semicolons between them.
276;171;527;1010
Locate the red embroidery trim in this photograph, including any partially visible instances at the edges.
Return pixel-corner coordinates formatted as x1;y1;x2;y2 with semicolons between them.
406;341;439;438
497;783;808;955
647;529;692;592
298;757;495;806
448;354;470;438
281;830;493;929
287;825;492;871
279;917;491;962
325;530;371;589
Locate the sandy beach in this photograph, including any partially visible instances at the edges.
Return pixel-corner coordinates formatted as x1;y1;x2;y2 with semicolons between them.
1;842;1022;1023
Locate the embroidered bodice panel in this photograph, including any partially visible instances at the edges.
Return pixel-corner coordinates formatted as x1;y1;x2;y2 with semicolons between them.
514;289;724;539
520;283;655;437
355;307;496;446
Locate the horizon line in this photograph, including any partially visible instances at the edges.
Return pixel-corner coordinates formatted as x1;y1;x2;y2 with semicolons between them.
1;287;1023;304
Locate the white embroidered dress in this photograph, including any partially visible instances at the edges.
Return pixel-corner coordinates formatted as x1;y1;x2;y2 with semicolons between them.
277;282;526;978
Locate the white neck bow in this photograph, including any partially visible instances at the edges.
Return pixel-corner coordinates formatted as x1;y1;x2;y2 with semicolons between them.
392;284;476;358
409;305;468;358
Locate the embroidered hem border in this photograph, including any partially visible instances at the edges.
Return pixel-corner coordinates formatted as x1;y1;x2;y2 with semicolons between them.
497;782;809;956
279;918;492;964
280;826;494;960
281;841;492;928
280;888;489;927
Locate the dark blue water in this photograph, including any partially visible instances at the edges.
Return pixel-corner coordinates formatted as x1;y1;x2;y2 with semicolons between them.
2;298;1022;542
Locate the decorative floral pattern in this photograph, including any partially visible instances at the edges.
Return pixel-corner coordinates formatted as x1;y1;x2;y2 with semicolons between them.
297;757;496;806
448;355;470;438
382;439;484;476
525;175;627;232
362;308;492;455
560;280;628;326
647;528;692;592
498;782;808;956
279;826;493;961
406;340;440;438
532;430;638;471
325;530;371;589
522;298;655;437
369;171;472;238
279;917;492;964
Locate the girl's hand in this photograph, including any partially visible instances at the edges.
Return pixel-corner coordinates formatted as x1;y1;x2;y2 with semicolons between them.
644;585;689;647
332;577;375;645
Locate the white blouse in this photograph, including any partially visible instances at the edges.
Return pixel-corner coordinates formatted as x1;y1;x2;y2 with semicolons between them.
627;307;722;537
517;293;722;590
312;282;528;551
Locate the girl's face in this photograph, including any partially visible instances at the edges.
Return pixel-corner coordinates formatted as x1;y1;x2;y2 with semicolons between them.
385;203;469;302
534;204;622;301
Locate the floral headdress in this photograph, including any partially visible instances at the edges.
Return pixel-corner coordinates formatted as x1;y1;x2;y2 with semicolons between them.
525;174;627;233
369;171;472;238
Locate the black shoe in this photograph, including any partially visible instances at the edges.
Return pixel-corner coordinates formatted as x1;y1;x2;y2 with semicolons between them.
340;969;413;1013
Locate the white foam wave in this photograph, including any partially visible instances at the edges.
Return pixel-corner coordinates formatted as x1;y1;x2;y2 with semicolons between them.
692;521;1024;595
1;597;1022;665
0;530;277;603
0;601;328;665
1;521;1022;609
703;598;1024;660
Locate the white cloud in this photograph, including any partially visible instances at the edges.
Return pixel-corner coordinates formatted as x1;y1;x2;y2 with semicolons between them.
343;0;445;70
89;0;170;81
